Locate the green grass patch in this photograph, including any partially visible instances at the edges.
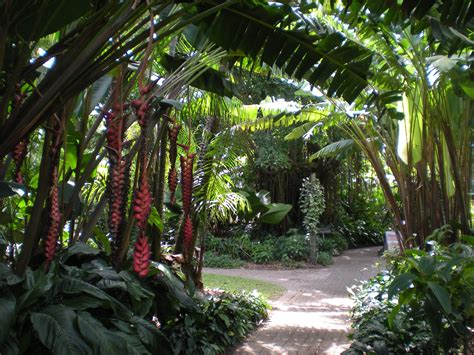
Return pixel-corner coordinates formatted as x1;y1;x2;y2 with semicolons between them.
203;273;286;300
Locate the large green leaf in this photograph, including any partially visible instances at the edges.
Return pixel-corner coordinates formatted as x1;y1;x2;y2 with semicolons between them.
427;282;452;314
259;203;292;224
309;139;357;161
460;81;474;99
62;295;108;311
340;0;474;50
284;122;320;141
132;316;172;354
161;54;238;97
110;321;150;355
30;306;92;355
13;0;95;41
2;337;19;355
149;262;199;312
18;268;55;311
61;242;101;263
75;74;113;117
0;181;27;198
0;290;16;345
76;311;127;354
388;272;418;299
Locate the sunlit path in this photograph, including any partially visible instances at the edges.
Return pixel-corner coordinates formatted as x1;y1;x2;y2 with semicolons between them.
206;247;381;354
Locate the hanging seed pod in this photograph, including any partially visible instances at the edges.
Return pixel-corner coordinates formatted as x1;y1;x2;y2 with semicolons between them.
133;232;151;277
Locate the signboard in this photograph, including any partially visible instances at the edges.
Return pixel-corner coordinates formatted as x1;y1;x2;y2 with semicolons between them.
384;231;400;252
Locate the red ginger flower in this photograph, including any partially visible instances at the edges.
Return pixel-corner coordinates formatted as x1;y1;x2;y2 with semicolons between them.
12;138;28;184
105;110;123;158
133;170;152;230
109;160;127;234
183;215;193;253
133;232;151;277
44;169;61;269
180;153;195;215
168;168;178;204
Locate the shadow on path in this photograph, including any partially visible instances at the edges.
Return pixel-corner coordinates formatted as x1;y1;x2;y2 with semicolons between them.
206;247;382;355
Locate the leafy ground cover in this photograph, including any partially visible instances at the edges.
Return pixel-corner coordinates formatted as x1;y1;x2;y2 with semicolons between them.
204;229;349;269
203;273;286;300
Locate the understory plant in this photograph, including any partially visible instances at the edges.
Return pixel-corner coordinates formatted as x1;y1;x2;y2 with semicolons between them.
204;228;349;268
203;252;245;269
163;290;268;355
345;234;474;354
0;243;268;355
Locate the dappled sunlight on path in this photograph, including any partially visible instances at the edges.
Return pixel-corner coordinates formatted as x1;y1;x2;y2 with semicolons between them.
207;247;381;354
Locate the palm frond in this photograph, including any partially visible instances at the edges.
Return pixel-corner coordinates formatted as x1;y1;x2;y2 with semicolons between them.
309;138;357;161
186;1;374;103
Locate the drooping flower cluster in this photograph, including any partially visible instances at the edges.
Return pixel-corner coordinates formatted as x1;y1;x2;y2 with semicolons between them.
133;156;152;230
44;118;64;270
105;101;129;260
131;84;154;277
133;231;151;278
12;137;28;184
131;84;152;127
182;214;193;252
180;151;195;256
167;121;181;204
44;167;60;269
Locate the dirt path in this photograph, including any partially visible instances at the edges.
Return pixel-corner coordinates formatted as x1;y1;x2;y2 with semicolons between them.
205;247;382;355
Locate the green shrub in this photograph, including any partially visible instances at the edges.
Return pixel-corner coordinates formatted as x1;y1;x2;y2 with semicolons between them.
280;257;306;268
164;291;269;354
331;233;349;253
335;208;385;248
317;251;333;266
320;234;349;256
0;243;175;354
345;271;432;354
251;240;276;264
275;231;308;261
319;237;337;255
205;234;253;261
204;252;245;268
345;235;474;354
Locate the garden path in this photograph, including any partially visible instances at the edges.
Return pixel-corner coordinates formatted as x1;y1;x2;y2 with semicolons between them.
205;247;382;355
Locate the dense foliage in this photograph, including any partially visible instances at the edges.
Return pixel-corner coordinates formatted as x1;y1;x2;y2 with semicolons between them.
164;291;268;354
0;244;268;355
345;235;474;354
204;229;348;268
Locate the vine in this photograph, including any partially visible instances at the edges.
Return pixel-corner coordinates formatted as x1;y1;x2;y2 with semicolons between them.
299;174;325;246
